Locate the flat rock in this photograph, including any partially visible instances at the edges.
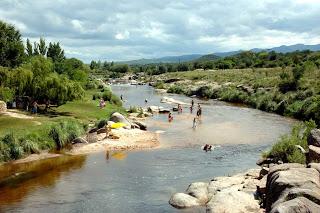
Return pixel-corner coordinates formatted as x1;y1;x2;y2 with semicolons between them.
208;174;246;197
169;193;200;209
207;190;260;213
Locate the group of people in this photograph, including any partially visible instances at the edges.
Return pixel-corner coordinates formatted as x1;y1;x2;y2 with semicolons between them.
167;99;202;129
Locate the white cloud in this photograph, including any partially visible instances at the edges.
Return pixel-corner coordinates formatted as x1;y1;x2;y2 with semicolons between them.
115;31;130;40
0;0;319;61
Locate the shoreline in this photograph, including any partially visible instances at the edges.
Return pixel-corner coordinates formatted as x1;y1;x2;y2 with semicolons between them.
0;128;159;166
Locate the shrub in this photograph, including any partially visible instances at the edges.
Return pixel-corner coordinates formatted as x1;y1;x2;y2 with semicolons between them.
1;133;24;160
49;120;85;150
128;106;138;113
278;79;297;93
154;81;165;89
20;139;40;154
218;87;248;103
167;85;184;94
265;120;316;164
110;95;122;106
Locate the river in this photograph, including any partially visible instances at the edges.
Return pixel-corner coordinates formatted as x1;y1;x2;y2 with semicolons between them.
0;85;296;213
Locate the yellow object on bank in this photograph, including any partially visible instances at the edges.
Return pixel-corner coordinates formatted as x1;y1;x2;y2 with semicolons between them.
110;122;127;129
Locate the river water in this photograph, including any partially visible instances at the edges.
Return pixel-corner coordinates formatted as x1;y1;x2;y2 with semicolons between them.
0;85;296;213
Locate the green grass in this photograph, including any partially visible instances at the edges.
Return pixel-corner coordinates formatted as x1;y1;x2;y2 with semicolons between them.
0;89;125;162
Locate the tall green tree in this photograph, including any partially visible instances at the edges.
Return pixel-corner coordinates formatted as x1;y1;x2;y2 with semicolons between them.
26;38;33;57
33;41;40;55
47;42;65;62
0;20;25;67
38;37;47;56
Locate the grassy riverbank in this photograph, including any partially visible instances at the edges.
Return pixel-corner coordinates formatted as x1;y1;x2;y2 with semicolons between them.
152;67;320;125
150;67;320;164
0;88;125;162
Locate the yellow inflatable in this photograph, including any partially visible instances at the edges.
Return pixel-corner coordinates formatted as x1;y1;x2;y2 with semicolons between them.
110;122;127;129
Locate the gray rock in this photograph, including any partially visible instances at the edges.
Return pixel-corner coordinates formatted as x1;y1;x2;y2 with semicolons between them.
307;129;320;147
159;108;170;113
308;145;320;163
133;121;147;130
186;182;209;204
208;175;246;197
72;137;88;144
109;112;132;127
270;197;320;213
266;167;320;211
207;189;260;213
169;193;200;209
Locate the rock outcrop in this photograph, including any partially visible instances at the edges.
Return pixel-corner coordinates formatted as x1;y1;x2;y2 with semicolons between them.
265;163;320;212
308;129;320;147
307;128;320;163
169;168;262;212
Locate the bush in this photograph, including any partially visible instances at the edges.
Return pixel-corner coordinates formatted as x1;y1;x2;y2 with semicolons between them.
128;106;138;113
1;133;24;160
265;120;316;164
167;85;184;94
20;139;40;154
278;79;297;93
218;87;248;103
154;81;165;89
49;120;85;150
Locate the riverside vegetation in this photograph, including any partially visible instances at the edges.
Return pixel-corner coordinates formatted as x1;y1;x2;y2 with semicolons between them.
0;20;124;162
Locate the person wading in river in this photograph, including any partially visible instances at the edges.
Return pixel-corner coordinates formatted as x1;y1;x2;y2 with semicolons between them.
168;112;173;122
196;104;202;118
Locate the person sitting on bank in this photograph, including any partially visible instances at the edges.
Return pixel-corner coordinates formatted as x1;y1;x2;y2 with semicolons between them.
99;98;106;108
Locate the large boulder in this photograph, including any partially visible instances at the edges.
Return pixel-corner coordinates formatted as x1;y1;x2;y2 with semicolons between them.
207;189;260;213
109;112;132;128
307;129;320;147
270;197;320;213
185;182;209;204
169;193;200;209
308;145;320;163
0;101;6;112
133;121;147;130
266;166;320;211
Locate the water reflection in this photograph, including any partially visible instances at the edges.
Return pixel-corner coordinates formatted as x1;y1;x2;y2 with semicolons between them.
0;155;86;209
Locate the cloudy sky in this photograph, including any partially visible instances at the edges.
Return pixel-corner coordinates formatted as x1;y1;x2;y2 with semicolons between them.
0;0;320;62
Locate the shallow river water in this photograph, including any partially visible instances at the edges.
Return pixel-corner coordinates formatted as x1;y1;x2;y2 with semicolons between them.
0;85;296;213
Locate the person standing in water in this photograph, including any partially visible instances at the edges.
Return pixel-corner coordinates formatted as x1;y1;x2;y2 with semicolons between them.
168;112;173;122
120;95;123;101
191;99;194;108
196;103;202;118
192;117;197;128
145;98;148;104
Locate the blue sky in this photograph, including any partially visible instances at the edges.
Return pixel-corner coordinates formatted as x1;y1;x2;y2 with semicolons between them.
0;0;319;62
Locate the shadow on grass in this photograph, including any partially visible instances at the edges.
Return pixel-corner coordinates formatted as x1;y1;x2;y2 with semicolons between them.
40;110;73;118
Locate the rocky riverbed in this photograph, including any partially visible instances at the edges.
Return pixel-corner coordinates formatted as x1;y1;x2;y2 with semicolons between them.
169;128;320;213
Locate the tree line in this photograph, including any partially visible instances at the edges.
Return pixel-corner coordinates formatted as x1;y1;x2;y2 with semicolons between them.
0;20;89;106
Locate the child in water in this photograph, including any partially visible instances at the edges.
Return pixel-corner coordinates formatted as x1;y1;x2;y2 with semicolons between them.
192;117;197;128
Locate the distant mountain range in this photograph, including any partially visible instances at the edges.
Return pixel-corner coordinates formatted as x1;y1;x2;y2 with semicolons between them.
118;44;320;65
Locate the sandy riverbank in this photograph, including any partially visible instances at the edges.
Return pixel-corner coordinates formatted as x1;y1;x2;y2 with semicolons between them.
70;128;160;155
